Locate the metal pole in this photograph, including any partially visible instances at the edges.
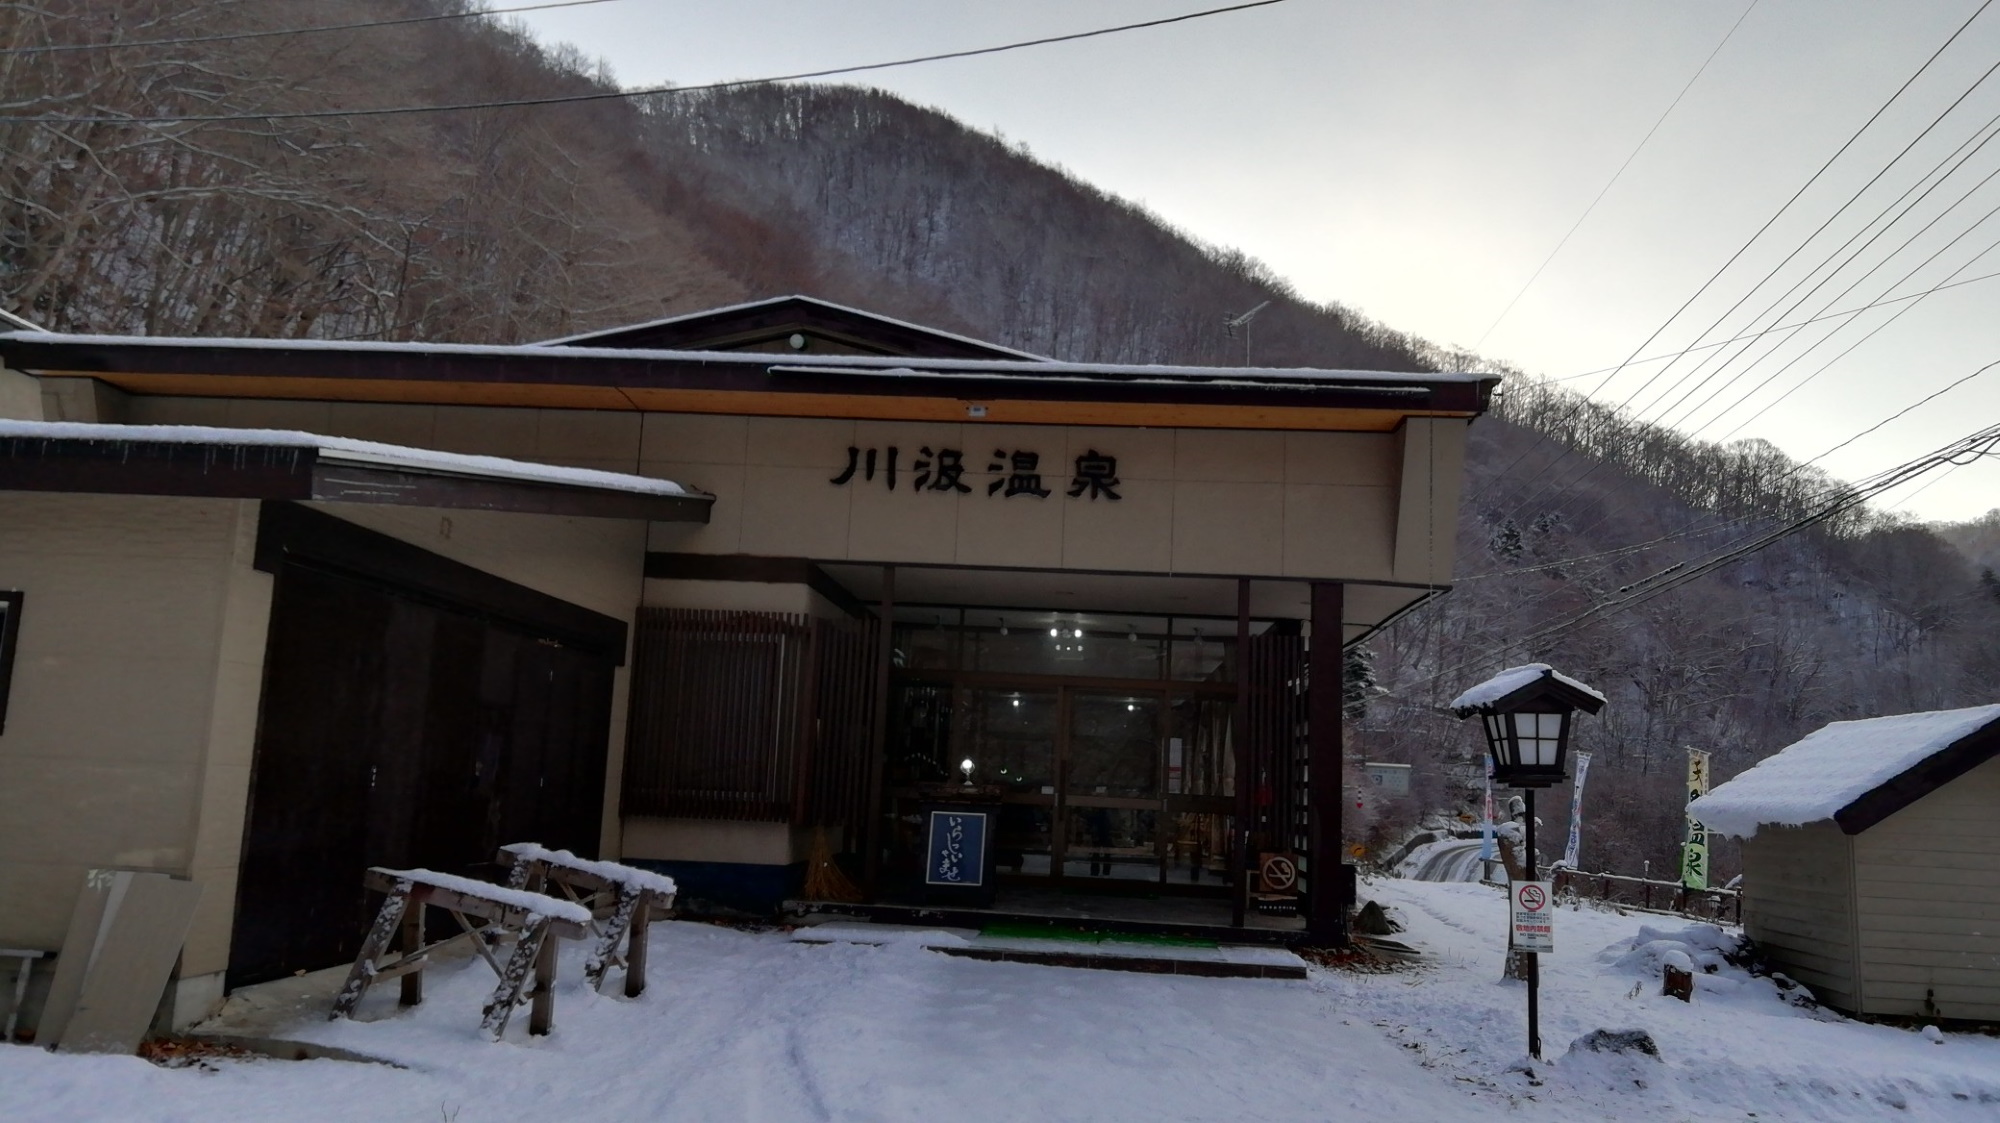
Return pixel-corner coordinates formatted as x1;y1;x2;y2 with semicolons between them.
1524;787;1540;1060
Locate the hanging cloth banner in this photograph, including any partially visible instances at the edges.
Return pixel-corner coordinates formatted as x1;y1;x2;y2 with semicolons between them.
1680;749;1712;889
1478;755;1496;861
1561;752;1592;870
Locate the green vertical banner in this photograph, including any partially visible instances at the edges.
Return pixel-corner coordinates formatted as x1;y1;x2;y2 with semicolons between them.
1681;749;1711;890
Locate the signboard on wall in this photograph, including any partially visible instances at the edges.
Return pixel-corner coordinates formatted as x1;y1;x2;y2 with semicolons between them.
924;810;990;887
832;446;1122;501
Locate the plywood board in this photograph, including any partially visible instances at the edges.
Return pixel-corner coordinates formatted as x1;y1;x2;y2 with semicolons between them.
55;873;202;1054
35;868;123;1047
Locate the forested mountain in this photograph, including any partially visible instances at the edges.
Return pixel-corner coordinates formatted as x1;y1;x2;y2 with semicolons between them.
6;0;1994;879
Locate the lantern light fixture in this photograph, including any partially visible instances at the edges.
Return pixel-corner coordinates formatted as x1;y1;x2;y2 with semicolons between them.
1450;663;1604;789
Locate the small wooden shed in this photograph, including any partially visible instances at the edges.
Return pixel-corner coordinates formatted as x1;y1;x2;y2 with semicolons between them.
1690;705;2000;1022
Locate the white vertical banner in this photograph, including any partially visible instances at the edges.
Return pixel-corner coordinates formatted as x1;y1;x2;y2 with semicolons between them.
1681;749;1712;889
1561;752;1592;870
1477;754;1496;861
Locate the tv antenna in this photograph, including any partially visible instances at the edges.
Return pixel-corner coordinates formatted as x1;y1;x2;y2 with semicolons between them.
1222;300;1271;366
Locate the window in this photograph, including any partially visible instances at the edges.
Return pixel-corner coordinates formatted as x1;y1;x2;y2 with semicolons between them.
0;591;20;734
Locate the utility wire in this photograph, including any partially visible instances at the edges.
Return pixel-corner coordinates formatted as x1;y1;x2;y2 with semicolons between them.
1467;0;1994;510
1385;415;2000;700
1499;34;2000;526
0;0;629;55
1543;264;2000;383
1470;0;1760;351
1645;103;2000;434
1;0;1293;124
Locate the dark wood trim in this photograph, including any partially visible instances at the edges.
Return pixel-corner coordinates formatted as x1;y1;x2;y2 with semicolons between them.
1306;582;1347;944
0;433;316;499
1836;718;2000;834
1232;579;1252;928
644;552;866;617
311;463;710;523
0;432;710;522
0;590;21;735
862;566;895;895
253;501;628;663
2;335;1498;416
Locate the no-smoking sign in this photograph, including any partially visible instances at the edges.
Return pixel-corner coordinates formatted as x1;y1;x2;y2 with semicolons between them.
1511;879;1554;953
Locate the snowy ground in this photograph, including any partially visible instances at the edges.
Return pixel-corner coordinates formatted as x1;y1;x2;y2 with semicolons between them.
4;879;1997;1122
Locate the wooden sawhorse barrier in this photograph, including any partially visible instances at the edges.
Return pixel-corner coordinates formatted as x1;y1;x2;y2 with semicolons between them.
330;868;590;1038
498;844;677;999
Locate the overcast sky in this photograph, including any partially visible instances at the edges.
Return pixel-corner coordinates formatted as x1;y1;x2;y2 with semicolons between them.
511;0;2000;524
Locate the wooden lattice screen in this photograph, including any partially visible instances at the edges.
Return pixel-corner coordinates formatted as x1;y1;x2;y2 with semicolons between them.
1242;631;1310;865
622;608;877;828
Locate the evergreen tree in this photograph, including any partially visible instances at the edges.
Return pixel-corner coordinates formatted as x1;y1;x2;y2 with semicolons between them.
1343;644;1380;723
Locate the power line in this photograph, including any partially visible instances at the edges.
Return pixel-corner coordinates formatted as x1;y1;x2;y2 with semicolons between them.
1502;33;2000;525
1451;347;2000;628
0;0;629;55
1677;203;2000;438
1384;414;2000;700
0;0;1293;125
1467;0;1994;511
1543;264;2000;383
1470;0;1761;351
1582;0;1994;407
1642;103;2000;434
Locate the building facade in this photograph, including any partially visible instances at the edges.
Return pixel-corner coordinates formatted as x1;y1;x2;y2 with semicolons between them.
0;297;1496;1033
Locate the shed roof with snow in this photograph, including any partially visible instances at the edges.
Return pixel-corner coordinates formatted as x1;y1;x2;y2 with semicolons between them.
1689;704;2000;839
1689;704;2000;1023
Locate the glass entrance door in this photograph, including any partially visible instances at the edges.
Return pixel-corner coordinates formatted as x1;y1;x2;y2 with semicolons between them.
888;670;1236;891
1061;692;1163;882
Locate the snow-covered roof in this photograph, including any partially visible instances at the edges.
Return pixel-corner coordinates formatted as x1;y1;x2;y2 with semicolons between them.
0;419;698;498
1690;704;2000;839
0;330;1494;388
1449;663;1606;714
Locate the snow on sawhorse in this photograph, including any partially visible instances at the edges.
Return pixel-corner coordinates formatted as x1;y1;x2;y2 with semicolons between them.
329;867;592;1039
498;843;677;998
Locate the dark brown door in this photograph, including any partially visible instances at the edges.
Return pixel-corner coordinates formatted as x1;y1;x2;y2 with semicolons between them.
229;563;615;989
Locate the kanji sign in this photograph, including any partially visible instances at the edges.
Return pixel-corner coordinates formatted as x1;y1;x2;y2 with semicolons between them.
1511;879;1554;953
924;810;989;887
831;446;1122;500
1681;749;1712;890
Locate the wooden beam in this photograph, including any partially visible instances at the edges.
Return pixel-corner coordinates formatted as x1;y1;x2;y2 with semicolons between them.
1307;582;1348;944
861;565;895;896
310;462;711;523
644;552;868;617
1232;578;1252;928
49;371;1475;432
0;432;711;522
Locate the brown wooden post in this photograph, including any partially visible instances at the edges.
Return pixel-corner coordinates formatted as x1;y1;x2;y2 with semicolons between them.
793;618;825;826
1306;582;1347;944
398;901;425;1007
1231;578;1252;928
626;892;652;999
528;921;558;1036
861;565;895;896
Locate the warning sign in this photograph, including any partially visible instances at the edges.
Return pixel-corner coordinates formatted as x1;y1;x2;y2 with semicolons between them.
1511;879;1554;953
